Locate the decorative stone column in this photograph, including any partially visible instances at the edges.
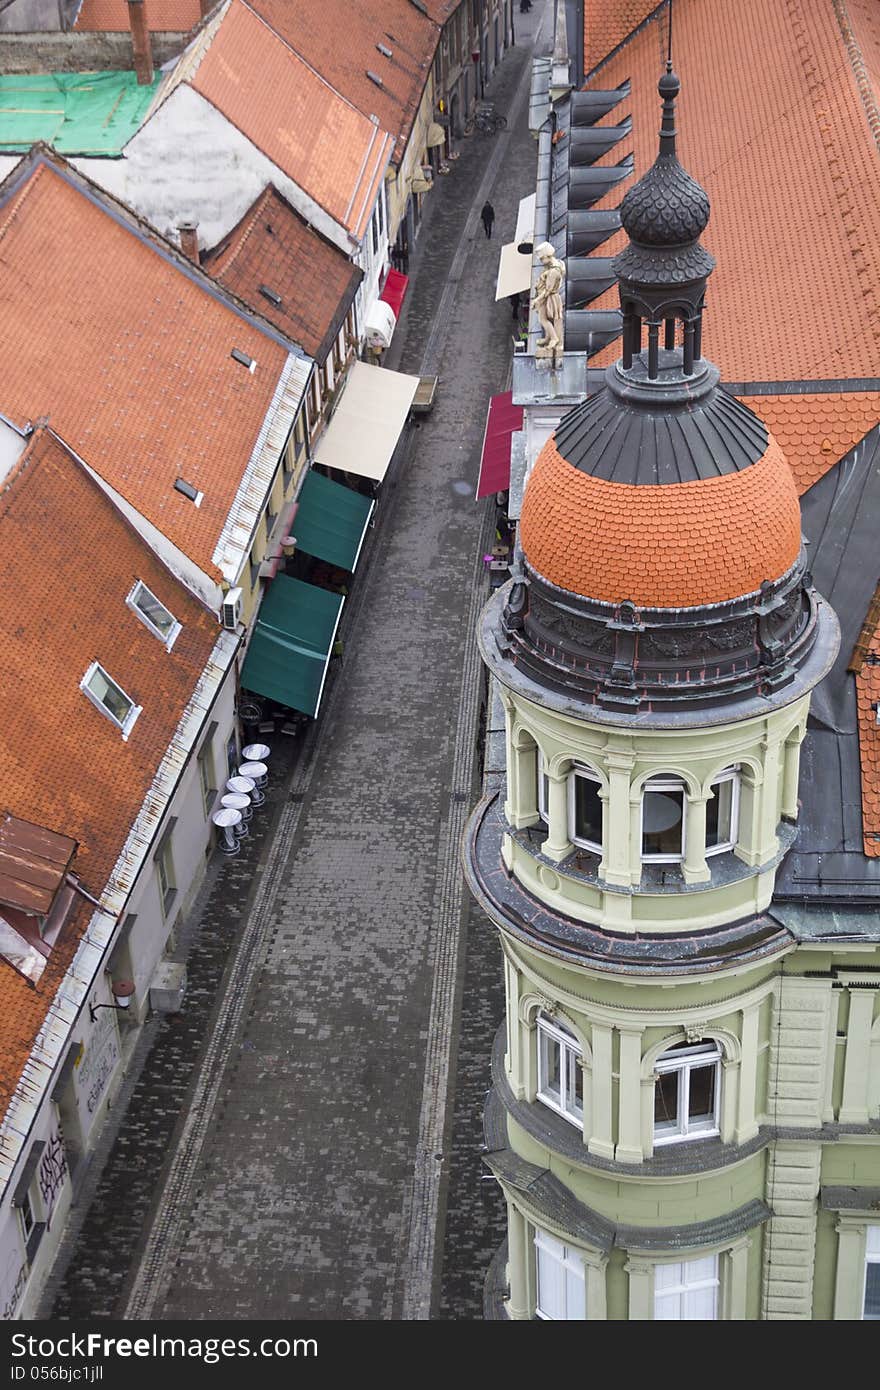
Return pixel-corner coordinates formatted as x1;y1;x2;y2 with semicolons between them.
683;794;710;884
600;751;635;886
839;989;876;1124
736;1003;760;1144
588;1022;615;1159
754;735;783;865
505;728;540;828
723;1237;751;1320
625;1254;654;1319
543;769;573;863
780;725;805;821
616;1026;644;1163
505;1200;531;1319
833;1219;868;1320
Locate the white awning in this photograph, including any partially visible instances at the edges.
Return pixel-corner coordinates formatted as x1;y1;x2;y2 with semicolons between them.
495;241;532;301
313;360;420;482
363;298;396;350
515;192;536;248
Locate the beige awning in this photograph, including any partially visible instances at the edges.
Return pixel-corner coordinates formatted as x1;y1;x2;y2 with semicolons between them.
515;192;536;247
312;360;420;482
495;241;532;301
426;122;446;147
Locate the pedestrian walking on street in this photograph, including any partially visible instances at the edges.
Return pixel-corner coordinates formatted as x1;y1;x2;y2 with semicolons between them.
480;200;495;239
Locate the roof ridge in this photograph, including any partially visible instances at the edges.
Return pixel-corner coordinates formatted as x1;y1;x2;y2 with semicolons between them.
207;184;274;277
785;0;879;356
833;0;880;155
0;158;43;246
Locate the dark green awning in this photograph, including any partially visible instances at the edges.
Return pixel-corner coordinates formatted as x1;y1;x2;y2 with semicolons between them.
294;469;375;571
240;574;344;718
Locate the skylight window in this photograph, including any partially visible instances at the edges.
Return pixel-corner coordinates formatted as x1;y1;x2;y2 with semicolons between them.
366;70;385;88
174;477;203;506
127;580;181;650
231;348;257;373
259;284;282;307
80;662;141;739
377;42;392;57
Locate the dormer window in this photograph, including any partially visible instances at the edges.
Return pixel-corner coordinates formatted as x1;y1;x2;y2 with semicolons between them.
705;766;740;855
80;662;141;738
127;581;181;650
641;776;686;863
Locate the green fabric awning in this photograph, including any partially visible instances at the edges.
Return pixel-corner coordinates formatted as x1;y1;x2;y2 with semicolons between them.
240;574;344;718
294;469;374;571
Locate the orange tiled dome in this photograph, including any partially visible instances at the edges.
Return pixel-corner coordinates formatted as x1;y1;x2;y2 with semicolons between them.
520;431;802;608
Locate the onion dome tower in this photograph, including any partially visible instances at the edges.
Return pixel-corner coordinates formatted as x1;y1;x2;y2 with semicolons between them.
465;63;842;1323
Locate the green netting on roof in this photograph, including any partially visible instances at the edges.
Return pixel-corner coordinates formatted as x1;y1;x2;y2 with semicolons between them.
294;470;374;572
0;72;161;155
240;574;344;719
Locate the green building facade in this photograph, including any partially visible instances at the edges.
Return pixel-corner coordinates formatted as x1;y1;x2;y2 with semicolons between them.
464;68;880;1321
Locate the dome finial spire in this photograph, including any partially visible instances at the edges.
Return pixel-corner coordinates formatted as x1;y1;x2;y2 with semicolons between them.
658;0;679;157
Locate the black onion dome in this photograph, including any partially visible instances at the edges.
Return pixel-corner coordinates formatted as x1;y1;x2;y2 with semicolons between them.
612;66;715;288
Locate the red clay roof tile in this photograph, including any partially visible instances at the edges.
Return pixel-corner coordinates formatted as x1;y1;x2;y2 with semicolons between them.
583;1;659;77
583;0;880;386
0;153;294;579
520;434;801;607
190;0;395;241
74;0;200;28
248;0;439;163
204;185;362;362
0;428;219;1111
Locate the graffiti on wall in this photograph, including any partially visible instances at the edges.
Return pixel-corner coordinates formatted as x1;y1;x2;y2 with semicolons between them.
37;1125;68;1227
73;1005;120;1133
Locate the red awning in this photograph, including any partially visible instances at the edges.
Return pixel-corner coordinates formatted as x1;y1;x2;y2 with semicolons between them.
380;268;409;319
476;391;524;499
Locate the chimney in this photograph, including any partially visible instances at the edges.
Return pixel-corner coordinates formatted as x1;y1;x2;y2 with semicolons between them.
127;0;154;87
178;222;200;264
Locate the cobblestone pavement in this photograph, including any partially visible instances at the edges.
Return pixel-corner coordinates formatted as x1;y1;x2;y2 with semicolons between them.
46;0;548;1322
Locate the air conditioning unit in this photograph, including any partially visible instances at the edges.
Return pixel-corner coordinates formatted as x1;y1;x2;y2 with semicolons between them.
222;586;242;630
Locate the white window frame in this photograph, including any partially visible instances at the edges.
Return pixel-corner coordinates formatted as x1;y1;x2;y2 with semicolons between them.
653;1041;721;1146
534;1230;586;1320
641;775;687;863
864;1226;880;1320
126;580;181;650
567;764;602;854
705;765;740;857
80;661;142;739
536;1014;584;1130
654;1253;719;1319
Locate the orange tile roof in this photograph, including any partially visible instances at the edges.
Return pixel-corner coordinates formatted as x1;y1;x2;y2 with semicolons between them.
189;0;394;240
204;185;362;362
249;0;439;163
520;435;801;608
0;427;219;1110
582;0;880;385
855;621;880;856
74;0;201;28
583;1;660;77
0;152;294;580
741;392;880;495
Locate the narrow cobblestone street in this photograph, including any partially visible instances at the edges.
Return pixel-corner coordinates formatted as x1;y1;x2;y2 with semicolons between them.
45;0;547;1323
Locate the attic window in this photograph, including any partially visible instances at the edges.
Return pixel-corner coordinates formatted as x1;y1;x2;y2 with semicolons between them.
127;580;181;650
259;284;283;308
366;70;385;88
174;477;203;507
231;348;257;373
81;662;141;739
377;43;392;57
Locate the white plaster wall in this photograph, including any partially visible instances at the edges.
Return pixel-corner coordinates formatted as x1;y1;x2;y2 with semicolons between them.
2;1100;73;1321
121;663;237;1010
74;85;359;258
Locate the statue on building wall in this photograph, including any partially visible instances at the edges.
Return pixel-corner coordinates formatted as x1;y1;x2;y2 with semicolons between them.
532;241;565;363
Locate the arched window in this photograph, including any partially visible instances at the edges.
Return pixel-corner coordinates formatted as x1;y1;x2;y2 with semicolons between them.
537;1014;583;1129
705;766;740;855
641;776;686;862
653;1039;721;1145
568;765;602;853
